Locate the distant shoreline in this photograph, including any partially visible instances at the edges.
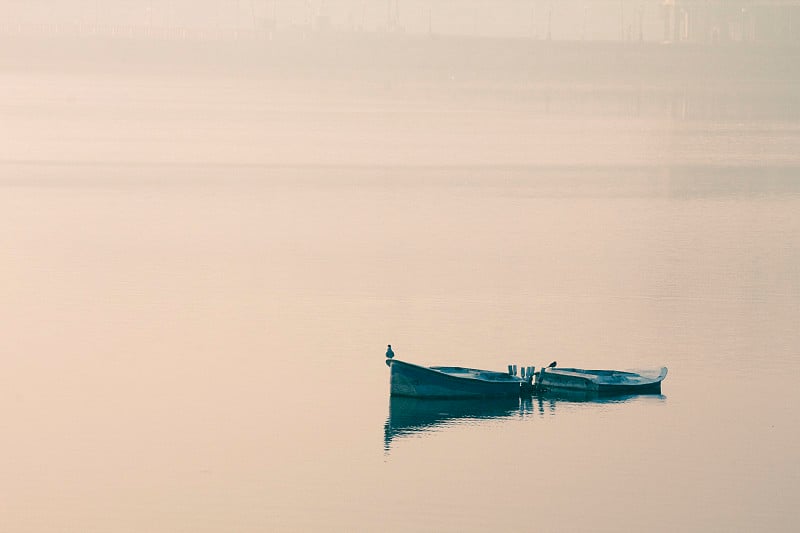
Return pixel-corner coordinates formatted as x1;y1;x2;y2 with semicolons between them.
2;32;799;86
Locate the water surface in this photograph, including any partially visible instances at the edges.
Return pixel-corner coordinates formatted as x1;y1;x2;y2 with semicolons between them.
1;51;799;532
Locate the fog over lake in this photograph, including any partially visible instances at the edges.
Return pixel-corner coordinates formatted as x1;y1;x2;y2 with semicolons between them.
2;1;799;532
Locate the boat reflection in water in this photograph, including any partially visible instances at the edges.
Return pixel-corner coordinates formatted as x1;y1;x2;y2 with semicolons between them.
536;388;665;404
384;396;526;452
384;392;665;452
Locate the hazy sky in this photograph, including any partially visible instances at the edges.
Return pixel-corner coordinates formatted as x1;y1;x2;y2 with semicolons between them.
1;0;688;41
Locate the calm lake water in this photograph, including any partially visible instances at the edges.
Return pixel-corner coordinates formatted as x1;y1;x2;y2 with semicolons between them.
2;46;799;531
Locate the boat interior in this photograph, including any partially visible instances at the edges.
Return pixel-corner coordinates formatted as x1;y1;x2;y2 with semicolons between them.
430;366;521;382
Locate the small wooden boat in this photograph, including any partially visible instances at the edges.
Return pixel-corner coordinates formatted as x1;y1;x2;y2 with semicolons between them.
536;366;668;395
387;359;528;398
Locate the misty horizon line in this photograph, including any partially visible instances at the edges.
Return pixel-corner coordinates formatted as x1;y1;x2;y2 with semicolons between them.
4;0;800;44
3;24;799;47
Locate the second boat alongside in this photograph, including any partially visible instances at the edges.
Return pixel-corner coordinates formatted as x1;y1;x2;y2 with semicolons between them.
535;366;668;394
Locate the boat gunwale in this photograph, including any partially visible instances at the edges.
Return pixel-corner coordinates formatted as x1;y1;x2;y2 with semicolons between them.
542;366;668;385
388;359;524;385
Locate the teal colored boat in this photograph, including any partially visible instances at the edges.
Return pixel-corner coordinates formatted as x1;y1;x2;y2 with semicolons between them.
387;359;529;398
536;366;668;395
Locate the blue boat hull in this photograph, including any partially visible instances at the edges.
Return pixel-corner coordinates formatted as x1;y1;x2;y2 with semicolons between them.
388;359;523;398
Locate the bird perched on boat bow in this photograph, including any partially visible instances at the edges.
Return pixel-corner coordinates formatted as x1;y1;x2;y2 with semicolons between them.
386;344;394;359
548;361;557;368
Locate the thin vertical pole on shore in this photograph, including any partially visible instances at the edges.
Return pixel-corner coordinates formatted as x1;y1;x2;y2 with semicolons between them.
638;1;643;42
581;3;587;41
428;5;432;35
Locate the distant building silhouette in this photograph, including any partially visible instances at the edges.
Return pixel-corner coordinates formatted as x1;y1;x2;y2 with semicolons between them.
662;0;800;43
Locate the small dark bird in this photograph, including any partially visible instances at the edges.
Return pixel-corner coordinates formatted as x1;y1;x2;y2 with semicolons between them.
386;344;395;359
548;361;557;368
